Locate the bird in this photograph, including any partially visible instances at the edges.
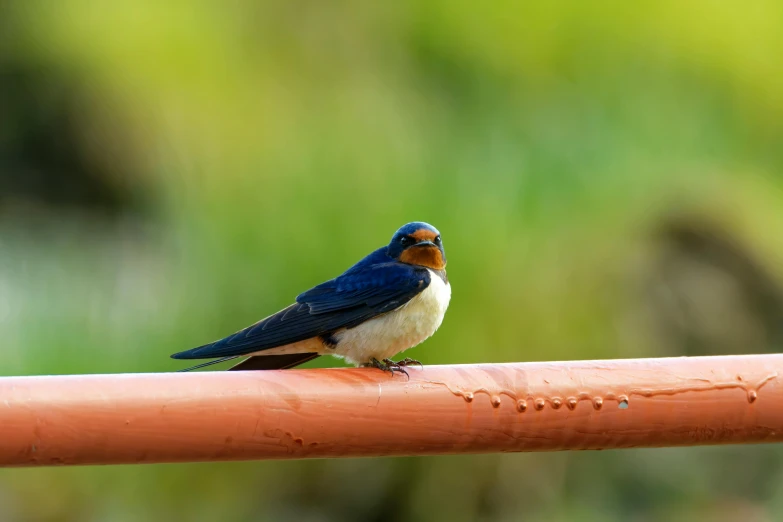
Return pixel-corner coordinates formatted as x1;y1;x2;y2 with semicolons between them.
171;222;451;376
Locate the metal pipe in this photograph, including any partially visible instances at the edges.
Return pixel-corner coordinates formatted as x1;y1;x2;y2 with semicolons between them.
1;355;781;466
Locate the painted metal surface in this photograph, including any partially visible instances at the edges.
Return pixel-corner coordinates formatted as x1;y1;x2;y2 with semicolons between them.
1;355;781;466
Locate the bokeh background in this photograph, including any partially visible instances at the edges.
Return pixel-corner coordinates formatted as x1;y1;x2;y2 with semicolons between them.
3;2;783;520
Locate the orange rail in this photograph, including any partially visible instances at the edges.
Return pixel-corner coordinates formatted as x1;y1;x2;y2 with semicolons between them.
1;354;782;466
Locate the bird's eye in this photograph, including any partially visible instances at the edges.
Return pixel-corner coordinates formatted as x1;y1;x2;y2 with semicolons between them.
400;236;412;246
434;235;441;245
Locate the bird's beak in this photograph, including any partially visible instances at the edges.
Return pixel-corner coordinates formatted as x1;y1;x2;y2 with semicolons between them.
413;240;437;248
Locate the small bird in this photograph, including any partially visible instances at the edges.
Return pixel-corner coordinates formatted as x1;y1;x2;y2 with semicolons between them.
171;222;451;375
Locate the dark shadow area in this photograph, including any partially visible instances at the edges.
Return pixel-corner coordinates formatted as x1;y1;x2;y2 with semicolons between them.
643;217;783;356
0;62;143;222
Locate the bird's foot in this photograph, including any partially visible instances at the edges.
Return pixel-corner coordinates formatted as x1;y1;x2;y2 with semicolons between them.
389;357;423;369
367;358;410;379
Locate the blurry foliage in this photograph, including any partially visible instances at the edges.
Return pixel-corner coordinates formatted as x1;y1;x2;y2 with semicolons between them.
2;2;783;521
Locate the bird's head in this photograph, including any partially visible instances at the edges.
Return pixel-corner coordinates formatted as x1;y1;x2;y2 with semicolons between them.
387;222;447;270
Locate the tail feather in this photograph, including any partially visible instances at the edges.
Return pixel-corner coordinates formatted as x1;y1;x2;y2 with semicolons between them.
229;353;320;371
176;356;241;372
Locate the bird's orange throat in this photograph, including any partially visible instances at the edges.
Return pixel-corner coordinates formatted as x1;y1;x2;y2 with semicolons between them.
399;246;447;270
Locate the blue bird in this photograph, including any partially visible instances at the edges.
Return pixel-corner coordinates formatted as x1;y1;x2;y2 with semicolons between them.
171;222;451;375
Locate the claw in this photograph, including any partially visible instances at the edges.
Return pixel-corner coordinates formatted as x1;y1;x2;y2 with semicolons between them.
395;357;423;369
368;358;409;379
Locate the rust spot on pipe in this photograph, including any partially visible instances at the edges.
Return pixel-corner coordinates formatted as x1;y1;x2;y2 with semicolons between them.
430;368;779;417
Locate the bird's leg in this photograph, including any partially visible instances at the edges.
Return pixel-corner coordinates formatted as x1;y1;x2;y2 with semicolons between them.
367;358;409;379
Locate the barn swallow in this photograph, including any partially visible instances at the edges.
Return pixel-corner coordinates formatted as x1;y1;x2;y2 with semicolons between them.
171;222;451;376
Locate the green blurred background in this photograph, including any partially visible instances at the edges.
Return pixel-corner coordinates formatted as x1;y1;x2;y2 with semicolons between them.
3;2;783;520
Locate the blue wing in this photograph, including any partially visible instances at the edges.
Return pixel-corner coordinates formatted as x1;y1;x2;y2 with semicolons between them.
171;251;430;360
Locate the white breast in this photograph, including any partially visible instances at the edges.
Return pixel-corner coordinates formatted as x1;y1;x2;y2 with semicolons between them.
330;270;451;365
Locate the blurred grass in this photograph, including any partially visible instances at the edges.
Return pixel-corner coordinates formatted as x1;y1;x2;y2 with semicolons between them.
2;2;783;521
